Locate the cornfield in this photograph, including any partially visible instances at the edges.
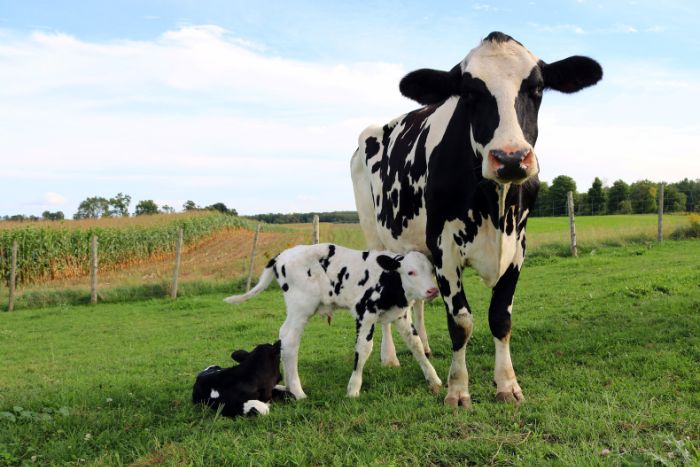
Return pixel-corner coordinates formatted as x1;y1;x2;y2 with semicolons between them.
0;212;266;286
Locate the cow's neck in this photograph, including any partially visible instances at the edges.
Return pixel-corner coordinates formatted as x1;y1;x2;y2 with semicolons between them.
496;182;514;281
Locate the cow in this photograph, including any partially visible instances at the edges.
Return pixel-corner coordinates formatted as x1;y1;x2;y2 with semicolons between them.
223;243;442;399
350;31;602;407
192;341;288;417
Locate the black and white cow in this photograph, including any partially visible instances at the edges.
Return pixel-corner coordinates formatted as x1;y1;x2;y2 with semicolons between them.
224;243;442;399
192;341;287;417
351;32;602;407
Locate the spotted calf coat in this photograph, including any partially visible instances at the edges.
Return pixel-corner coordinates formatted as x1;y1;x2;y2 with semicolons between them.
224;243;442;399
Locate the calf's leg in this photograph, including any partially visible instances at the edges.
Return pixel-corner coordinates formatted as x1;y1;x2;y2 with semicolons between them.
279;297;316;400
380;323;400;367
412;300;432;358
392;310;442;392
347;314;378;397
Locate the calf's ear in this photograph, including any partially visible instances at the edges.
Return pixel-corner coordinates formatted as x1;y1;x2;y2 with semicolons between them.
376;255;401;271
231;349;250;363
542;56;603;93
399;65;462;105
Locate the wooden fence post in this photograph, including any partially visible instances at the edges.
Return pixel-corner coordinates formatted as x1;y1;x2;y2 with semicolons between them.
567;191;578;257
246;224;261;292
7;241;17;312
312;215;320;244
657;183;664;242
170;227;184;298
90;234;98;305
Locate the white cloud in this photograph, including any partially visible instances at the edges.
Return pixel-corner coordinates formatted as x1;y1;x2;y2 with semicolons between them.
45;192;66;205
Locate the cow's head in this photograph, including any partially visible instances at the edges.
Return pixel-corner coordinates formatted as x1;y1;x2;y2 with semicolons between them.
399;31;602;185
377;251;438;301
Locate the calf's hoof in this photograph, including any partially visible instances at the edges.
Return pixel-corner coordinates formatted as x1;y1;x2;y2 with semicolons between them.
381;358;401;368
424;351;432;359
444;392;472;409
429;381;443;394
495;389;524;404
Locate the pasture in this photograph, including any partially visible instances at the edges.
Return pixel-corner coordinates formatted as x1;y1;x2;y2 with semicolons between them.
1;239;698;465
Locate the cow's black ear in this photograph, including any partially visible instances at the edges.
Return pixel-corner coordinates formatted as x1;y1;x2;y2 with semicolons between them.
399;65;462;105
272;340;281;352
376;255;401;271
231;349;250;363
542;56;602;93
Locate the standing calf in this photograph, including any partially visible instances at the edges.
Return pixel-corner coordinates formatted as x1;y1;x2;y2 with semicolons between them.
224;243;442;399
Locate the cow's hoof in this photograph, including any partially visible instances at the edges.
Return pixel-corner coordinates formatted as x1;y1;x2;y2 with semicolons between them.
381;358;401;368
429;381;443;394
495;390;524;404
444;393;472;409
424;351;432;359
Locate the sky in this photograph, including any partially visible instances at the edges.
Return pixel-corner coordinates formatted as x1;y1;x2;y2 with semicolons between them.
1;1;699;217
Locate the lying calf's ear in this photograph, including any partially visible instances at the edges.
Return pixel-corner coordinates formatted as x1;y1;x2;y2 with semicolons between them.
376;255;401;271
273;340;282;351
231;349;250;362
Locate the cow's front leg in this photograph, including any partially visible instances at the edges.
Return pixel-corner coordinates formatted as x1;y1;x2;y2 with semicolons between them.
436;264;473;408
347;314;378;397
489;263;524;403
392;310;442;392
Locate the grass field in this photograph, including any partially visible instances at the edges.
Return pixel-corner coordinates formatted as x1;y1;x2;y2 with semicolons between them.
1;239;698;465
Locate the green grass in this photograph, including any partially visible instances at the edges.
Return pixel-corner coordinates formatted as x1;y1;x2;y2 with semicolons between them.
1;240;699;465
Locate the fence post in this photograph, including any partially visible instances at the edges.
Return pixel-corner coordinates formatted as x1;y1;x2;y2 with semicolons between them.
246;224;261;292
567;191;578;257
7;241;17;312
170;227;184;298
312;215;320;244
657;183;664;242
90;234;98;305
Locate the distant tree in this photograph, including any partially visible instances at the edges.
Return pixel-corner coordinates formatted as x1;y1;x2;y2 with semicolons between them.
183;200;200;211
532;181;550;217
618;199;633;214
607;180;630;214
161;205;175;214
42;210;65;221
74;196;111;219
587;177;606;215
206;202;238;216
109;192;132;217
549;175;577;216
670;178;700;212
135;200;159;216
577;192;590;215
629;180;657;214
662;185;687;213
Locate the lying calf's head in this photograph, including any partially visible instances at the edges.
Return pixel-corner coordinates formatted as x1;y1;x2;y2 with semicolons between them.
376;251;438;302
192;340;283;417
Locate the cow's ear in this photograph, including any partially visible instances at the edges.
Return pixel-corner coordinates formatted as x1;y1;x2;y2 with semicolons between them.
231;349;250;362
542;56;602;93
399;65;462;105
272;340;281;352
376;255;401;271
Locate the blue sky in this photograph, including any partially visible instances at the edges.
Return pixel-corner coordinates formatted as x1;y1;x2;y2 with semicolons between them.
1;1;699;216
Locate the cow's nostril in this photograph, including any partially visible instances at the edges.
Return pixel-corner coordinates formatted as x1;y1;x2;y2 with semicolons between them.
427;287;439;296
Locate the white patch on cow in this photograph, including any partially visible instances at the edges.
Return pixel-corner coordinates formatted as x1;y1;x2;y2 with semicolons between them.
371;291;381;301
202;365;217;372
494;337;521;396
209;389;220;399
242;400;270;416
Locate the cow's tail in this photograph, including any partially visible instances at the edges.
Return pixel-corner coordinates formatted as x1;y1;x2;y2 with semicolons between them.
223;266;275;304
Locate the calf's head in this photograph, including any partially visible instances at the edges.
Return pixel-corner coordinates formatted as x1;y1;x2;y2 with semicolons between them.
377;251;437;301
399;31;602;185
231;340;283;386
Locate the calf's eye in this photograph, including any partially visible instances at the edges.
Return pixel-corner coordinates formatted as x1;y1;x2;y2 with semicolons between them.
408;271;416;276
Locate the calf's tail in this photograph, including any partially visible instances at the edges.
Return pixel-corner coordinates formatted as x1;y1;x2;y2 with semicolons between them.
224;267;275;304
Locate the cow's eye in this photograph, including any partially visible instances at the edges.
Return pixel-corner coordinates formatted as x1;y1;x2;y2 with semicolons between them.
408;271;416;276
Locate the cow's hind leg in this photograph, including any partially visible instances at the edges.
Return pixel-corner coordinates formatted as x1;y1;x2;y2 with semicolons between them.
392;310;442;392
489;263;524;403
380;323;401;367
279;296;316;400
347;314;379;397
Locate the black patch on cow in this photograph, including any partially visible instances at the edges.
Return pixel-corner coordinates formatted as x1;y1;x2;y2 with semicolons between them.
367;324;375;341
281;265;286;277
266;256;278;269
488;263;520;340
437;275;451;297
365;136;380;161
483;31;521;46
307;269;311;277
334;267;348;295
371;161;381;173
505;205;515;235
410;324;419;336
461;73;500;148
272;266;279;279
446;310;468;352
319;244;336;272
376;254;401;271
362;251;369;261
281;283;289;292
353;351;359;370
375;271;408;310
515;67;544;146
358;269;370;286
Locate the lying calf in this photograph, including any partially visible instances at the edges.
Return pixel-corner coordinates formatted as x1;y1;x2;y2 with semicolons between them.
192;340;288;417
224;243;442;399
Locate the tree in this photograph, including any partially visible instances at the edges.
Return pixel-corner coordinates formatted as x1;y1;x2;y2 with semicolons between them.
73;196;110;219
135;200;159;216
42;210;65;221
205;202;238;216
109;193;131;217
587;177;606;215
532;181;550;217
183;200;200;211
662;185;687;213
549;175;577;216
161;205;175;214
629;180;657;214
607;179;630;214
670;178;700;212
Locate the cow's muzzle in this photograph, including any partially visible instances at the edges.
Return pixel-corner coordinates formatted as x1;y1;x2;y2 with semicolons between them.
488;149;534;183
